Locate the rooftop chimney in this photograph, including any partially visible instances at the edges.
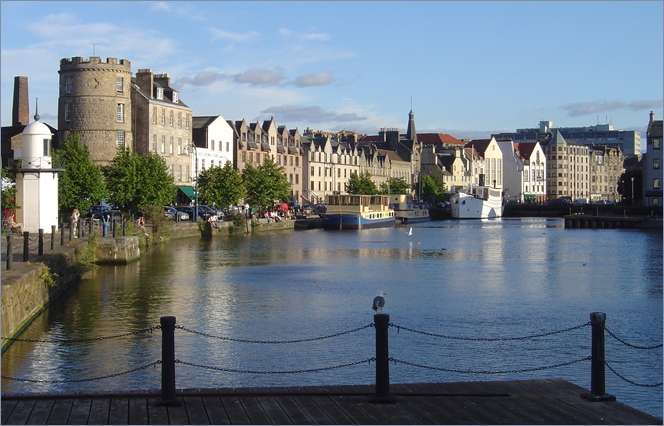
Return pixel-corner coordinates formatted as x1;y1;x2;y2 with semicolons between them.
13;76;29;126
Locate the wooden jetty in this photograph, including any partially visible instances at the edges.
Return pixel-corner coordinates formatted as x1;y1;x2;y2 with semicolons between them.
2;379;661;425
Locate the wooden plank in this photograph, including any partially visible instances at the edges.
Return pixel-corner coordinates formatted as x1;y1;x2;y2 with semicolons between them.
417;383;505;425
310;395;354;424
25;399;54;425
1;400;19;424
108;398;129;425
183;397;210;425
220;397;251;424
87;398;110;425
146;399;169;425
272;396;314;425
326;395;378;425
6;399;36;425
200;397;230;425
344;396;403;425
238;396;271;425
46;399;72;425
255;395;293;425
166;403;190;425
128;398;148;425
289;395;334;425
67;398;92;425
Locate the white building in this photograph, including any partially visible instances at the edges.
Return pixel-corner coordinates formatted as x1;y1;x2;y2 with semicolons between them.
497;139;546;203
192;115;235;174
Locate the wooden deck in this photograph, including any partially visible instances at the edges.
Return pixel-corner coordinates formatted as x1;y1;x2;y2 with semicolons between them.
2;379;661;425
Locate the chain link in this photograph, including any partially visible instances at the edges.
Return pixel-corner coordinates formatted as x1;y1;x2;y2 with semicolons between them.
175;323;374;344
604;361;663;387
175;357;375;375
389;322;590;342
1;326;160;343
605;327;663;350
389;356;591;375
1;361;161;383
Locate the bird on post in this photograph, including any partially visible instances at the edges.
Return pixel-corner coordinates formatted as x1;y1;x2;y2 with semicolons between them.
372;292;386;313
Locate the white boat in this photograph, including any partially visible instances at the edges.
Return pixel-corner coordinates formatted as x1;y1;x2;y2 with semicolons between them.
324;194;395;229
450;186;503;219
389;194;430;224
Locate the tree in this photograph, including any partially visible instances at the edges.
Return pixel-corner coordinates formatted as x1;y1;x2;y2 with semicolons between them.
242;157;291;211
420;173;446;201
197;161;246;208
380;176;410;194
103;149;174;215
52;132;107;217
345;171;378;195
1;167;18;216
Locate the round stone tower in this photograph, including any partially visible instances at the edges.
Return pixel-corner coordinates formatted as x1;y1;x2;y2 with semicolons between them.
58;56;133;165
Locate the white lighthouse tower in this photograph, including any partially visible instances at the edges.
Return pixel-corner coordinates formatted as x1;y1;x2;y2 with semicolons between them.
14;104;62;234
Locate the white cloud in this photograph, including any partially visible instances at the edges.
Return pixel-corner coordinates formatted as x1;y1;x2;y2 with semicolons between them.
234;68;286;86
561;99;664;117
150;2;171;12
208;28;260;42
300;33;330;41
295;71;334;87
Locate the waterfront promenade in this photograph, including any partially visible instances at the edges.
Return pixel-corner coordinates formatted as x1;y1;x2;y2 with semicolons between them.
2;379;662;424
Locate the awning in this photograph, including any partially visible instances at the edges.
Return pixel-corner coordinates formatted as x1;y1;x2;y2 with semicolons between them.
176;186;195;199
524;194;536;198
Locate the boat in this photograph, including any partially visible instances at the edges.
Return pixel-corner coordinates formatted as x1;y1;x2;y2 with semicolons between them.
323;194;395;229
450;186;504;219
389;194;430;224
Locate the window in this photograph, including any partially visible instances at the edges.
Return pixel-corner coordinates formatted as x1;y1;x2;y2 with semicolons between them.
173;91;179;104
153;107;157;123
178;138;182;155
152;134;157;152
169;110;173;127
211;140;215;151
242;151;246;162
655;158;660;169
655;178;661;189
64;103;71;121
161;135;165;153
211;160;215;168
201;159;206;170
117;104;124;122
185;113;190;129
169;136;173;154
157;87;164;100
296;157;299;167
654;139;661;150
178;112;182;128
116;77;123;93
117;131;125;150
178;165;182;181
161;108;165;125
186;166;190;182
43;138;51;156
65;77;72;93
227;142;230;152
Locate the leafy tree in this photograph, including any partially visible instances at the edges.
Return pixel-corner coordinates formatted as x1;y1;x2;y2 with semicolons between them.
103;149;174;215
345;171;378;195
380;176;411;194
1;167;19;215
242;156;291;210
197;161;246;209
420;173;446;201
52;132;107;217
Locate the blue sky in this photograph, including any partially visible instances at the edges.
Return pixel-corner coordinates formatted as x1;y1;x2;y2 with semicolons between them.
1;1;662;144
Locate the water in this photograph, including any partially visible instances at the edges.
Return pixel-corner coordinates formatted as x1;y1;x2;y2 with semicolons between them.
2;218;662;418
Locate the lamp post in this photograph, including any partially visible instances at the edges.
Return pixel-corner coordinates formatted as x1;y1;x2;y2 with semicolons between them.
631;177;634;207
185;144;199;221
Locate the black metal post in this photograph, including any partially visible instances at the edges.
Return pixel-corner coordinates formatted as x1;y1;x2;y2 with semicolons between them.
69;220;73;241
61;222;65;246
38;229;44;256
7;233;13;270
89;217;93;234
122;218;126;236
51;225;56;250
370;314;397;403
581;312;616;401
112;219;117;238
23;231;29;261
78;218;83;238
157;316;181;406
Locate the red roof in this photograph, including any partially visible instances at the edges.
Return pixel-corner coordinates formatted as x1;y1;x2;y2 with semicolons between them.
417;133;465;145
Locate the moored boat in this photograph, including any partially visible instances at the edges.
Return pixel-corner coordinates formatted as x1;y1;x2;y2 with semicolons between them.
323;194;395;229
389;194;430;224
450;186;503;219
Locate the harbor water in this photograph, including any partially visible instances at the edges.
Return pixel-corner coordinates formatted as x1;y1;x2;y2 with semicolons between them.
2;218;662;418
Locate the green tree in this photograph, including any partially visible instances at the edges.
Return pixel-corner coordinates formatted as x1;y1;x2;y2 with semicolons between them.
53;132;107;217
197;161;246;208
242;156;291;210
103;149;174;215
379;176;411;194
420;173;446;201
1;167;18;215
345;171;378;195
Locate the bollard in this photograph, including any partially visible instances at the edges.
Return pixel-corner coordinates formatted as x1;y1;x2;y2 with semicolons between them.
61;223;65;246
112;219;117;237
581;312;616;401
51;225;56;250
78;218;83;238
157;316;182;406
370;314;397;403
89;217;93;234
70;220;74;240
38;229;44;256
23;231;29;261
122;218;126;236
6;233;13;270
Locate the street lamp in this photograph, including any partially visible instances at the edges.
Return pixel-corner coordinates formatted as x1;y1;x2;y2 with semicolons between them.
631;177;635;207
185;144;199;221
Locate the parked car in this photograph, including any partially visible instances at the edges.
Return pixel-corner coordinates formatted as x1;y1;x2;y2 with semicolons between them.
164;206;189;221
592;200;616;206
544;197;571;206
570;198;589;206
197;205;218;221
88;205;120;221
175;206;196;221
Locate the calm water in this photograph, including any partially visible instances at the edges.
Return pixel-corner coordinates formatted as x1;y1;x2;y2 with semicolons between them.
2;218;662;418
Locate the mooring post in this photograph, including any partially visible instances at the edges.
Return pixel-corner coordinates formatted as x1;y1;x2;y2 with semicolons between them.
581;312;616;401
158;316;181;406
112;219;117;238
7;233;13;270
122;218;126;236
38;229;44;256
370;313;397;403
61;223;65;246
89;217;93;234
51;225;56;250
78;218;83;238
23;231;29;262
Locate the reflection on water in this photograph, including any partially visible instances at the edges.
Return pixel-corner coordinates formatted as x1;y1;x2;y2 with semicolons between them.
2;218;662;418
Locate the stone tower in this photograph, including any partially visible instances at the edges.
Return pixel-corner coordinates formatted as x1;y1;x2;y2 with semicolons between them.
58;57;133;165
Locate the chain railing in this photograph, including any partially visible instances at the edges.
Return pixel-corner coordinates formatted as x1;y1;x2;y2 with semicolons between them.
1;312;660;406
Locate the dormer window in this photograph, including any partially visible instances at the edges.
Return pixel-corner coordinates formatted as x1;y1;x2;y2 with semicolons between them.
172;91;179;103
156;87;164;100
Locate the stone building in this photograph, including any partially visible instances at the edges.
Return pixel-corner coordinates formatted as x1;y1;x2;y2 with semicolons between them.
542;131;591;201
643;111;663;206
589;145;624;202
58;57;133;166
131;69;193;186
421;146;469;192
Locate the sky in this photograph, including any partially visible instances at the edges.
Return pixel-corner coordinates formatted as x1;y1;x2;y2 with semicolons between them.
1;1;662;147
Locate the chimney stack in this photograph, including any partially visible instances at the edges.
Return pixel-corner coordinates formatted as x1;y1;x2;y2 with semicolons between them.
13;76;29;126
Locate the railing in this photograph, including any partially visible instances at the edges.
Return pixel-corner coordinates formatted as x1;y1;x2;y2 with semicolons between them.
1;312;660;406
8;157;66;170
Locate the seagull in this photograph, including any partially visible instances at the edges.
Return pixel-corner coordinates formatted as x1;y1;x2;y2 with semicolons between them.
372;292;386;313
408;227;413;236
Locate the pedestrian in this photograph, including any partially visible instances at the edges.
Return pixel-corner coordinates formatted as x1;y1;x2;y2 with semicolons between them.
71;209;80;238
